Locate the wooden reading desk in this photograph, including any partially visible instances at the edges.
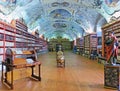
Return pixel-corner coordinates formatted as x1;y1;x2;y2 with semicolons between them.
1;48;41;89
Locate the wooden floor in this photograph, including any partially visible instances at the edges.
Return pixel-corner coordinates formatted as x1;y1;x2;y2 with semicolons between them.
0;51;117;91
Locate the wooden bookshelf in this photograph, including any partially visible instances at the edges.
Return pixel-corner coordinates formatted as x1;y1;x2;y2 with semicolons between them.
11;19;47;53
11;19;28;32
0;19;47;63
76;38;80;54
97;36;102;55
0;21;16;61
79;38;84;55
76;38;84;55
84;33;97;57
102;20;120;62
48;38;72;51
11;19;30;51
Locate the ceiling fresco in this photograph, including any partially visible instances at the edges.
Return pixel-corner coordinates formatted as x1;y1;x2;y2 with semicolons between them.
49;9;71;19
0;0;120;40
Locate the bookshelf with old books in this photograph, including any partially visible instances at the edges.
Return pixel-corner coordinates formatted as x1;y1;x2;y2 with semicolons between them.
0;19;47;64
84;33;97;58
0;20;16;62
48;37;72;52
76;38;84;55
76;38;80;54
11;19;47;52
0;19;44;89
11;19;29;51
79;38;84;55
35;38;47;53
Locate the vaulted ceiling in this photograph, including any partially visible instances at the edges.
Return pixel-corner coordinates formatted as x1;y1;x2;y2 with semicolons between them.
0;0;120;40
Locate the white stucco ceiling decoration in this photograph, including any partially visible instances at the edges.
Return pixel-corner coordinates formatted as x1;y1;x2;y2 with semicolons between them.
0;0;120;40
51;2;70;7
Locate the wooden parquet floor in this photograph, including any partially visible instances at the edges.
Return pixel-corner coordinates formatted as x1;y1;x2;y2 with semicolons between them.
0;51;117;91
